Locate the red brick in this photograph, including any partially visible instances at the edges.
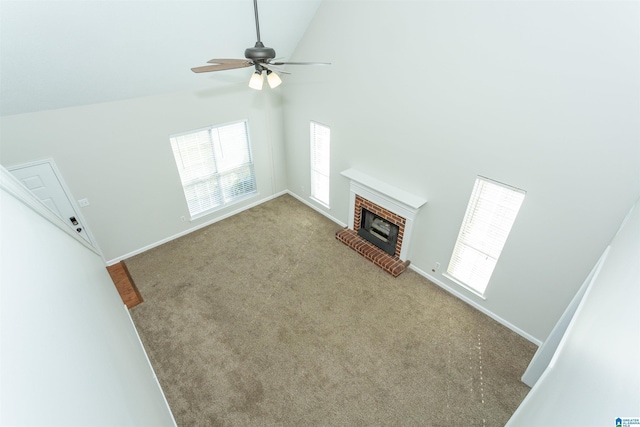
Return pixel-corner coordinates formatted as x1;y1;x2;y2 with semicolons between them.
340;197;411;277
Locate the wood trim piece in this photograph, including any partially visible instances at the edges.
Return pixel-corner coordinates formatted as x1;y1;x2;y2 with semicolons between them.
107;261;143;309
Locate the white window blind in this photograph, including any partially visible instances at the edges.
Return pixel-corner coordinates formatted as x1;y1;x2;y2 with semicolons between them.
170;120;256;219
310;121;331;206
447;176;526;295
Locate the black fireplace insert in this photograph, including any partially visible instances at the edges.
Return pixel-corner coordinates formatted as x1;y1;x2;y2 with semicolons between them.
357;208;399;256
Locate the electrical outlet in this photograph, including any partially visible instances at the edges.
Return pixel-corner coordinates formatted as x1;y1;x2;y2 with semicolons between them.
180;216;186;222
435;262;440;270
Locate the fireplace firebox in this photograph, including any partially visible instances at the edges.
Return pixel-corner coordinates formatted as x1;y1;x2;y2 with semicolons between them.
357;208;399;256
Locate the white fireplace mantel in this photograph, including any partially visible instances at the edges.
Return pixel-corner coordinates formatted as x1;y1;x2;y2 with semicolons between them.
341;168;427;261
341;169;427;211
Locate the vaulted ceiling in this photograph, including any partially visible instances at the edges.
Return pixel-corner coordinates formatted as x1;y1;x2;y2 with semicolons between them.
0;0;322;116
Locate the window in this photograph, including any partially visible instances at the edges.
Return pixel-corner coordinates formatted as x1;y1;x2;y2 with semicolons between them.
170;120;256;219
310;121;331;207
446;176;526;296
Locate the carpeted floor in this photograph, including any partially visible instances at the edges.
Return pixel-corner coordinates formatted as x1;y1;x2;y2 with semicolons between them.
127;194;536;426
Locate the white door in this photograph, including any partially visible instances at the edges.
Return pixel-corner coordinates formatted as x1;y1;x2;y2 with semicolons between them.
9;160;94;245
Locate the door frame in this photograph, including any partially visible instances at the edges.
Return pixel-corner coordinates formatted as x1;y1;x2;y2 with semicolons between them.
6;158;102;257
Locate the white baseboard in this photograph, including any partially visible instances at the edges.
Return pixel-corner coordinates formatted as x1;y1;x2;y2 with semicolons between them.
106;191;289;266
285;190;347;228
122;304;178;426
408;264;542;346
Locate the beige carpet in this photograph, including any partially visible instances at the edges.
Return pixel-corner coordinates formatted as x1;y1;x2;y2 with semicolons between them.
127;194;536;426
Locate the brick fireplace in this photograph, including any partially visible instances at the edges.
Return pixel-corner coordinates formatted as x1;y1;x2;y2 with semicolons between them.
336;169;427;277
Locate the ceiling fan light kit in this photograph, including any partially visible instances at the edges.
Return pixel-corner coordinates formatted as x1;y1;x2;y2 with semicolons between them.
191;0;329;90
247;69;282;91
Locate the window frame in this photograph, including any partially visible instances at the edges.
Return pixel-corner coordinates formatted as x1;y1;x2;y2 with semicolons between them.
169;119;257;220
309;121;331;208
445;176;526;297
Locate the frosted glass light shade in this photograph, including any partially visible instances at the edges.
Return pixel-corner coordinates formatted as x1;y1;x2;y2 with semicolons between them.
267;71;282;89
248;71;263;90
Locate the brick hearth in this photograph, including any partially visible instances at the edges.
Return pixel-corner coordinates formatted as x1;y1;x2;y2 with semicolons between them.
336;194;410;277
336;228;410;277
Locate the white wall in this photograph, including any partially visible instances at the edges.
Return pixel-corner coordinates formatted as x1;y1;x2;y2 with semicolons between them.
0;168;175;426
0;87;287;262
506;198;640;425
282;1;640;343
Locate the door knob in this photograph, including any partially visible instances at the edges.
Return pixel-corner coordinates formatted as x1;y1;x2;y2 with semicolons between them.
69;216;78;225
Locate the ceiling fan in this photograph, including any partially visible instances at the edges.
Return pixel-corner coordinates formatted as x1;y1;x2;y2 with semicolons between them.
191;0;330;90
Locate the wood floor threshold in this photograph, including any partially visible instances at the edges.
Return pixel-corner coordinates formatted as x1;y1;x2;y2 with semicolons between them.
106;261;143;309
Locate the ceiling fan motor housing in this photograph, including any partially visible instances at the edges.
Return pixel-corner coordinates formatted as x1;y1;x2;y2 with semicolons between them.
245;41;276;63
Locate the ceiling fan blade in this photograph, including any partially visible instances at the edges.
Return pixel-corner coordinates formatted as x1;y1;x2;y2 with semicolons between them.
191;60;253;73
206;58;253;65
269;61;331;66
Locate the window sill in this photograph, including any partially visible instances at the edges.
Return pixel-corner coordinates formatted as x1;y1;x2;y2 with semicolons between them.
442;273;487;300
188;192;257;221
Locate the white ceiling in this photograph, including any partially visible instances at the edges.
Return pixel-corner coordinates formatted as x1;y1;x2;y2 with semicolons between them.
0;0;322;116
